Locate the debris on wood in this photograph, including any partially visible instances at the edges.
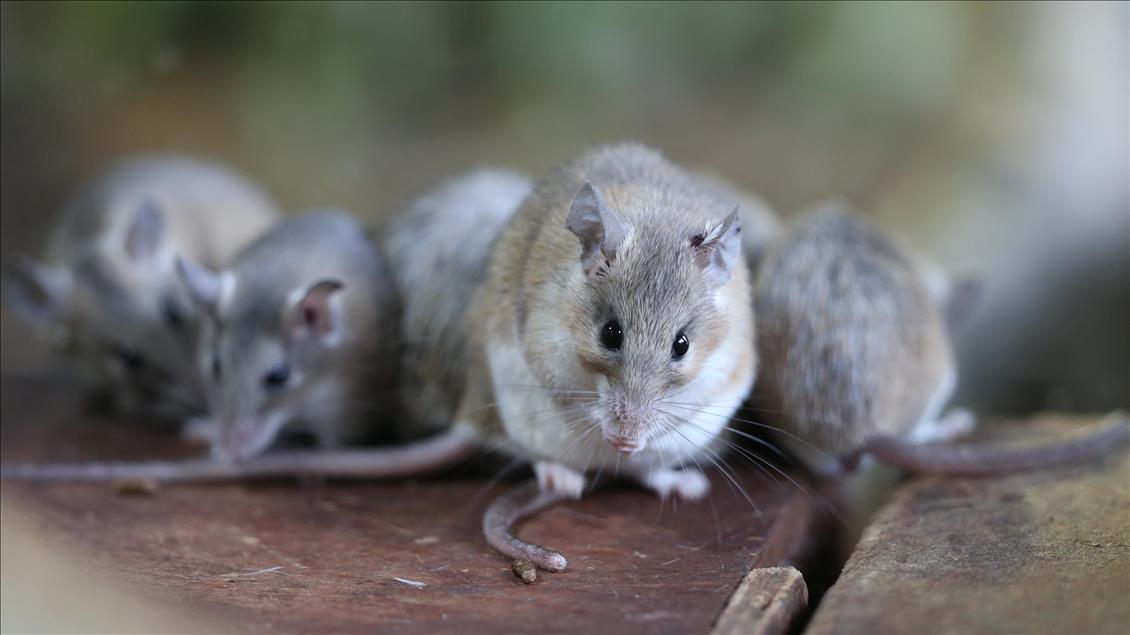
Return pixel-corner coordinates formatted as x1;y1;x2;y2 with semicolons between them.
392;577;427;589
113;478;160;497
512;559;537;584
218;566;284;581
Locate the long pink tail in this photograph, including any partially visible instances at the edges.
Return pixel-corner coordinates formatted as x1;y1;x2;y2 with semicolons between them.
482;480;570;572
0;427;479;483
864;413;1129;476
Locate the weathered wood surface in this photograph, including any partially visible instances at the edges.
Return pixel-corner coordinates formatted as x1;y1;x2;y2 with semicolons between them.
0;374;825;634
806;414;1130;635
711;566;808;635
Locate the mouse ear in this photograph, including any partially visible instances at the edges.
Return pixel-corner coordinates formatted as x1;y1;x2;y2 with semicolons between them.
692;206;742;286
125;198;167;261
72;253;130;311
2;255;72;326
176;256;232;318
566;182;629;276
290;279;345;344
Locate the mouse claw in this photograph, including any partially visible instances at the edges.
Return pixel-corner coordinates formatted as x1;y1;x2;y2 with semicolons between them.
642;467;711;501
534;462;586;499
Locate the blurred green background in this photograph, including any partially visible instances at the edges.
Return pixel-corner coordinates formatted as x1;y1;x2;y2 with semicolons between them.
1;1;1126;415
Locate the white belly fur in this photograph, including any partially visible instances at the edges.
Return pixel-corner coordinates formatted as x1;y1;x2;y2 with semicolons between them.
485;338;752;477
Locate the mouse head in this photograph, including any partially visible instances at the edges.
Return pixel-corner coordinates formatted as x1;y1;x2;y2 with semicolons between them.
3;198;204;421
179;257;346;460
557;182;742;454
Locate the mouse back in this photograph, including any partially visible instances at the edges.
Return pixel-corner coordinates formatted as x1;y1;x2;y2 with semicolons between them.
384;169;532;437
753;205;954;457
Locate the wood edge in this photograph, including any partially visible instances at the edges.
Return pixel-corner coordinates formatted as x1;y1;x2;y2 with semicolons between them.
710;566;809;635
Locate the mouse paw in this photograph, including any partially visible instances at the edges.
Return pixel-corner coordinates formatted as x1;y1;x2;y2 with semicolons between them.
534;462;586;499
181;418;218;446
644;468;711;501
909;408;977;444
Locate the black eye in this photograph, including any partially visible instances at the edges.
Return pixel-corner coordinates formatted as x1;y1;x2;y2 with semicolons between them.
162;299;184;330
114;345;146;371
601;319;623;350
672;332;689;359
263;364;290;389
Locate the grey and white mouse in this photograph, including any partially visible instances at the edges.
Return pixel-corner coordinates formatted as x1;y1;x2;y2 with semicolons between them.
3;155;280;422
457;143;758;570
175;211;400;461
751;204;1128;476
381;168;533;438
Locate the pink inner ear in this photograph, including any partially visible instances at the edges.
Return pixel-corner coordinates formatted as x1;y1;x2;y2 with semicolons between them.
300;300;332;335
303;305;320;331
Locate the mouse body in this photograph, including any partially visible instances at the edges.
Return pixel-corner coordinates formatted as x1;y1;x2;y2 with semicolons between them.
382;168;533;438
176;211;399;461
3;155;280;422
752;205;1128;476
460;144;756;498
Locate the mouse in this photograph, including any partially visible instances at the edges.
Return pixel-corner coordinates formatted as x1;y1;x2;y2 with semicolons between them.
381;168;534;439
174;210;401;461
457;143;758;570
750;203;1129;476
2;155;280;423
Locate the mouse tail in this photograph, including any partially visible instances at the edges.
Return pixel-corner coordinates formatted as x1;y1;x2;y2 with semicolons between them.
863;412;1129;476
482;479;570;572
0;427;480;484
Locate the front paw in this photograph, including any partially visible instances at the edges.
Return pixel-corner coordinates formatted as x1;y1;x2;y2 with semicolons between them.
644;468;710;501
181;418;218;447
534;462;586;499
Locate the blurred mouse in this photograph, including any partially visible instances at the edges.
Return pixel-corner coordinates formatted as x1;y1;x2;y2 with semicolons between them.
3;155;279;423
381;168;533;439
751;204;1128;476
175;211;400;461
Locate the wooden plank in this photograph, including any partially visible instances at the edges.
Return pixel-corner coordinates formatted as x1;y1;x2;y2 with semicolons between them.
806;414;1130;635
0;374;829;633
711;566;808;635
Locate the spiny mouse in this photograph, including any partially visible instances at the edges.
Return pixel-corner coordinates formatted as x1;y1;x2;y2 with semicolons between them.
458;143;757;570
3;155;279;423
751;204;1128;476
174;211;400;460
382;168;533;438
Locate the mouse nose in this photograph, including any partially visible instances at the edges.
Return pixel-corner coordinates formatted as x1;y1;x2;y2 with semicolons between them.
605;433;643;454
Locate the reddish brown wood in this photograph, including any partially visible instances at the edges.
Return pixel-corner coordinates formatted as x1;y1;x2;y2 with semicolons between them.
1;374;829;633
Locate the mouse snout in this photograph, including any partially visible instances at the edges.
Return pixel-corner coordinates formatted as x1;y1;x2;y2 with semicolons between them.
220;419;266;462
603;390;656;454
605;432;644;454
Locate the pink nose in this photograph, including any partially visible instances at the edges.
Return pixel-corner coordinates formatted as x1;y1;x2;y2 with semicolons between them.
606;434;643;454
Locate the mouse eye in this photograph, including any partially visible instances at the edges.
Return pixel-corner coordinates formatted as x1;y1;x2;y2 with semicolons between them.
161;299;184;330
672;331;689;359
113;344;146;371
263;364;290;389
600;319;623;350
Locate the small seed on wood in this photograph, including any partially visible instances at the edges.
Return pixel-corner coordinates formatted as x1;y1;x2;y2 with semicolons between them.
512;559;537;584
113;478;159;496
